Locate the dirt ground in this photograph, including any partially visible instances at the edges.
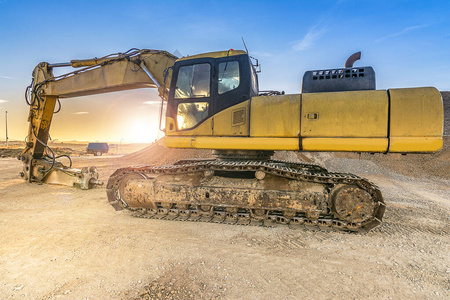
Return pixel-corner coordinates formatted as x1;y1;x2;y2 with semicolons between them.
0;145;449;299
0;92;448;299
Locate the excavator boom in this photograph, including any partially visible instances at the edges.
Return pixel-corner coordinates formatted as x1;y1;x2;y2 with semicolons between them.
20;49;177;188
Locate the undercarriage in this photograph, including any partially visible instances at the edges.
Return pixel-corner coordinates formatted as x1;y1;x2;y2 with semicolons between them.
106;152;386;233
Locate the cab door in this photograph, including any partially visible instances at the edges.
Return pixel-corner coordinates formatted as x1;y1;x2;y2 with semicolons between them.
212;55;251;136
165;59;214;136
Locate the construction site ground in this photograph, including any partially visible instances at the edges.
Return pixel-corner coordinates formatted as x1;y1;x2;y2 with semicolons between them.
0;93;448;299
0;139;448;300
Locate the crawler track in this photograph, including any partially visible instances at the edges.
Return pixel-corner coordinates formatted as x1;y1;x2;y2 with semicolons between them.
106;159;386;233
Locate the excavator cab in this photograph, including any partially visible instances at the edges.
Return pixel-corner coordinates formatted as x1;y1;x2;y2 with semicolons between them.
165;50;257;135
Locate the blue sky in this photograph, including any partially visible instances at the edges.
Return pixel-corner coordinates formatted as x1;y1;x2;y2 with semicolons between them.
0;0;449;141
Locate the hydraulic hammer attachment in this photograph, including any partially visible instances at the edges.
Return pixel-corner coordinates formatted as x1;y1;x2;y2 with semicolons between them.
19;153;103;190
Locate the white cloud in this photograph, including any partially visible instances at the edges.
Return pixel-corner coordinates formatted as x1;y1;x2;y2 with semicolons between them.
0;76;16;80
0;99;8;103
292;26;326;51
375;25;427;42
72;112;89;115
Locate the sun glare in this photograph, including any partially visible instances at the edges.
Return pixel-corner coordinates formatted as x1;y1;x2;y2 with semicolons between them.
126;119;159;143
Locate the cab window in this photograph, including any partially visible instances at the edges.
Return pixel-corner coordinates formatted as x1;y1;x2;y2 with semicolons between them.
250;61;259;96
175;63;211;99
218;61;240;94
177;102;209;130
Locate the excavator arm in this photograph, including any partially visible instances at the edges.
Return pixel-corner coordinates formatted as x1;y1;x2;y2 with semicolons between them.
20;49;177;189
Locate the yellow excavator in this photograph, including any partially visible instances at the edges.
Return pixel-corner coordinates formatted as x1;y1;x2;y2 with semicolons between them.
20;48;444;232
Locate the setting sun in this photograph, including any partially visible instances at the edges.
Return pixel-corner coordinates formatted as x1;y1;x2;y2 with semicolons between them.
126;118;159;143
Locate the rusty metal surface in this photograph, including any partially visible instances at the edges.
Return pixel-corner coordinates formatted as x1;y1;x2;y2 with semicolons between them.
107;159;385;233
124;174;327;213
331;184;375;223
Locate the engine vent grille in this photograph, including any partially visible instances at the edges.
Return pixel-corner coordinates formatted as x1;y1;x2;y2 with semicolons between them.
232;108;246;125
302;66;375;93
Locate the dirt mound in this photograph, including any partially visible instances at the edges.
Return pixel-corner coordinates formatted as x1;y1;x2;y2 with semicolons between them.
121;141;332;168
272;151;334;168
0;148;22;158
121;138;213;166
